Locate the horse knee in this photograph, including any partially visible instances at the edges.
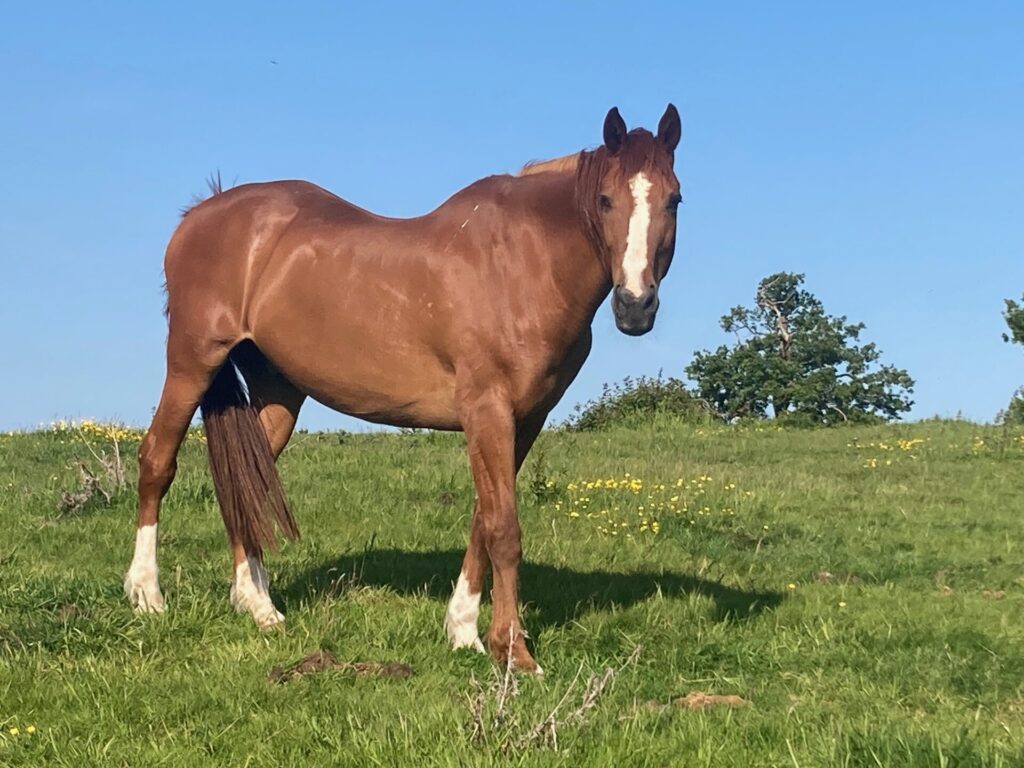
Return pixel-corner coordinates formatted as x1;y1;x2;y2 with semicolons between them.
484;514;521;564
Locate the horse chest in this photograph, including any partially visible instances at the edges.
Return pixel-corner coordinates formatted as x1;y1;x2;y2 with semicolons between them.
507;329;592;416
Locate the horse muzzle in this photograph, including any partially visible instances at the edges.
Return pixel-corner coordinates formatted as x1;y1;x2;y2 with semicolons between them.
612;285;659;336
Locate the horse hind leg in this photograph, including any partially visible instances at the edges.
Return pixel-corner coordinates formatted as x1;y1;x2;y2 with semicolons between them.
125;341;228;613
229;541;284;628
222;344;305;629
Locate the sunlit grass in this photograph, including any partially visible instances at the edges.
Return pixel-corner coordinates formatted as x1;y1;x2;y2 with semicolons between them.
0;419;1022;766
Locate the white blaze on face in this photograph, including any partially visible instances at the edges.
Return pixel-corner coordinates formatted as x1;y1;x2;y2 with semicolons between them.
622;172;654;298
444;570;484;652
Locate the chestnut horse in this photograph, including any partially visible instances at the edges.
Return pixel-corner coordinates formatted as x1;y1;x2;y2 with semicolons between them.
124;105;682;672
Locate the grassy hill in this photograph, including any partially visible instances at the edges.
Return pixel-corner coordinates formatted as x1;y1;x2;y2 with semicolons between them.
1;419;1022;766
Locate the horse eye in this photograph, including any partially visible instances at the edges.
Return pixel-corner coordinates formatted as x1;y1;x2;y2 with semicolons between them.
599;194;613;211
667;194;682;212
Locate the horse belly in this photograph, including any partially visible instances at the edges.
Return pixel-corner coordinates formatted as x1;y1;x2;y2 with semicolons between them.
246;240;463;428
253;324;460;430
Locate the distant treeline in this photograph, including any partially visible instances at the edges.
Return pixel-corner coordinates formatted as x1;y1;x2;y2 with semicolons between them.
569;273;1023;430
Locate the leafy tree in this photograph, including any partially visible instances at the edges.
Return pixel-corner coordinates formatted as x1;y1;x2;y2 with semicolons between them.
686;273;914;425
566;374;709;431
1000;295;1024;424
1003;295;1024;346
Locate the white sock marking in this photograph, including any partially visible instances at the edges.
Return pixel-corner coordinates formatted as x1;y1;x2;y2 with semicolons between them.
231;556;284;629
124;524;165;613
445;571;484;652
622;172;653;297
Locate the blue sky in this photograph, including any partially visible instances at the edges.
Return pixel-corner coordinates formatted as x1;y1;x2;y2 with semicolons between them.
2;3;1022;431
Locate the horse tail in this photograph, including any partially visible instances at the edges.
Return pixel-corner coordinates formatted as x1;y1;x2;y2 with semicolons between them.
200;347;299;556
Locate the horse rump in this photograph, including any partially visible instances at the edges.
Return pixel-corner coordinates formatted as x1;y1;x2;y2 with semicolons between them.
200;346;299;556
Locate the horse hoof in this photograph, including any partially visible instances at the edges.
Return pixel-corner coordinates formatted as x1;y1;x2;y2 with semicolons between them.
514;658;544;676
446;618;486;654
124;573;165;614
490;644;543;676
255;609;286;631
450;635;486;654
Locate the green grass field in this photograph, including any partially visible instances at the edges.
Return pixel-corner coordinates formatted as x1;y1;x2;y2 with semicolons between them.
1;418;1022;766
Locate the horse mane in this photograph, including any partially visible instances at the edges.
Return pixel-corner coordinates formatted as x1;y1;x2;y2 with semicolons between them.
518;153;581;177
180;171;226;218
574;148;609;261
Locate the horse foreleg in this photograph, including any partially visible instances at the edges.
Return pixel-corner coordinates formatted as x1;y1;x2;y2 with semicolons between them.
445;498;488;652
446;411;545;655
459;394;540;673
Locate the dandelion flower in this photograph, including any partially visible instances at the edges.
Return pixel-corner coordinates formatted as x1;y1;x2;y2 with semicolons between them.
787;583;797;591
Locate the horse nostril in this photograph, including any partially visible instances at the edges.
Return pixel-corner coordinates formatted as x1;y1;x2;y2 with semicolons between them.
640;289;657;310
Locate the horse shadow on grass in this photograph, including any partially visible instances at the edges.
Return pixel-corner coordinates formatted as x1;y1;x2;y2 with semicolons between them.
278;548;782;631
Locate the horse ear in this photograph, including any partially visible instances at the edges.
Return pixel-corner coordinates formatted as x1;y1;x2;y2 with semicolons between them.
603;107;627;154
657;103;681;152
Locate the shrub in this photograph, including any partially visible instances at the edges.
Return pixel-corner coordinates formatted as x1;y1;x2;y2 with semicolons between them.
998;387;1024;426
565;374;710;431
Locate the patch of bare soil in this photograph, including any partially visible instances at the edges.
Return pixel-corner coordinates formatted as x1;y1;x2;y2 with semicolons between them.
815;571;862;584
673;692;749;710
934;570;955;595
269;650;414;684
642;692;750;713
54;603;82;622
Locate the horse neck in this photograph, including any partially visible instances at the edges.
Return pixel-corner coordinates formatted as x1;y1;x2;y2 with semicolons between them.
523;171;613;325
